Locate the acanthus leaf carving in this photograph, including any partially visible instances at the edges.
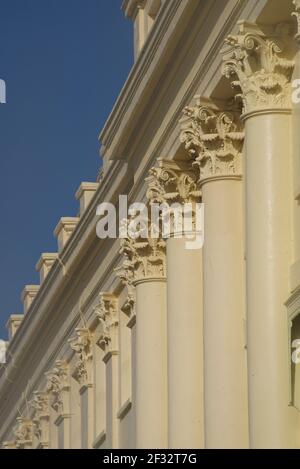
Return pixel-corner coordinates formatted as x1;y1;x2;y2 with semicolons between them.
180;98;244;183
45;360;69;414
292;0;300;41
145;158;201;205
68;328;93;387
30;392;49;444
119;222;166;283
222;21;295;114
13;418;33;449
94;293;119;357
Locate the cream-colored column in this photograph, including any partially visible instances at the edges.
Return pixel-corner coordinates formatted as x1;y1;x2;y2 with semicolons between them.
222;20;296;448
146;159;204;449
181;101;248;448
95;293;119;449
119;229;168;449
68;328;94;449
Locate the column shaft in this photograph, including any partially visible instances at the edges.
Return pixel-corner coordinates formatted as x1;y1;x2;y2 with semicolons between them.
167;237;204;448
202;179;248;448
135;279;168;449
245;111;296;448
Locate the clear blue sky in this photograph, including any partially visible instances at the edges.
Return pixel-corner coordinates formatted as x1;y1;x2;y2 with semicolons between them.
0;0;133;337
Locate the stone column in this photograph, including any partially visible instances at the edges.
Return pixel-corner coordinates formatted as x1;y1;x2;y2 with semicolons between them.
69;328;94;449
222;20;296;448
146;158;204;449
181;99;248;448
95;293;119;449
119;227;168;449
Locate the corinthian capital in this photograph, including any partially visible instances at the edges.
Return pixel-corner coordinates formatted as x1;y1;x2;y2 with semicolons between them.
30;392;50;447
119;222;166;284
222;21;295;114
115;261;136;323
68;328;93;387
293;0;300;42
180;98;244;183
95;293;119;360
45;360;69;414
146;158;201;204
13;418;33;449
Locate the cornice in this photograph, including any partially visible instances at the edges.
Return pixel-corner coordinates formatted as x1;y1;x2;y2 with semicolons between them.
100;0;190;159
100;0;265;163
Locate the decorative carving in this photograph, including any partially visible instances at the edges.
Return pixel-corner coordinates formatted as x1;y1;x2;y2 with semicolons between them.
13;418;33;449
292;0;300;42
146;158;201;205
222;21;295;114
94;293;119;357
30;392;49;445
180;98;244;183
115;263;136;321
119;225;166;283
68;328;92;387
45;360;69;414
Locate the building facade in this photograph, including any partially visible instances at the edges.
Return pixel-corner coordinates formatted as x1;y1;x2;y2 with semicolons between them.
1;0;300;449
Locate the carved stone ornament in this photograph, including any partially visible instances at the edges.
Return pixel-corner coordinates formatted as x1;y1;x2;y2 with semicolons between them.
45;360;69;414
119;220;166;284
292;0;300;42
68;328;93;387
222;21;295;114
115;262;136;321
94;293;119;357
30;392;49;442
146;158;201;205
180;98;244;183
13;418;33;449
